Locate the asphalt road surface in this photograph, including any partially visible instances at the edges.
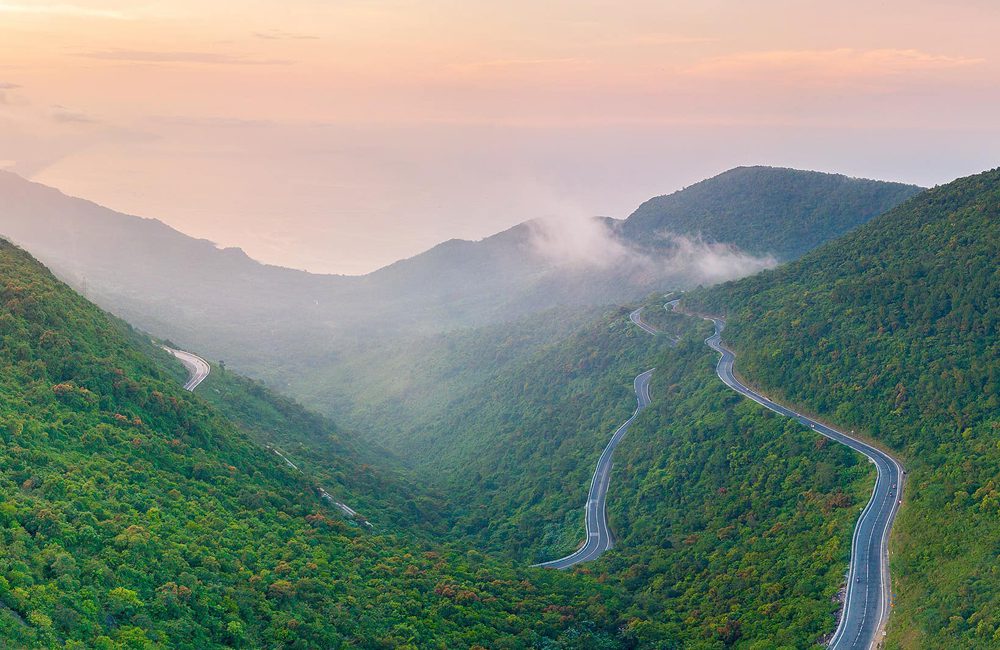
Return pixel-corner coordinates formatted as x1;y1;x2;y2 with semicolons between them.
536;311;657;569
629;307;659;335
163;347;211;391
703;317;903;649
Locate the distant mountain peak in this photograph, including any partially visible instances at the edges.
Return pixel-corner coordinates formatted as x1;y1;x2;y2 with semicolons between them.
0;166;923;371
621;166;923;260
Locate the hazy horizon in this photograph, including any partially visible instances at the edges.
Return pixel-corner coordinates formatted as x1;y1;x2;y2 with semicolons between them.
2;0;998;273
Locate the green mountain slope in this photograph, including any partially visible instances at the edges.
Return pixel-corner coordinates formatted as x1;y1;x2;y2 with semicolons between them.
687;167;1000;647
344;295;874;646
194;365;450;536
0;233;884;649
281;304;606;451
0;166;934;648
605;330;871;647
286;302;662;561
620;166;921;259
0;239;623;648
406;307;660;561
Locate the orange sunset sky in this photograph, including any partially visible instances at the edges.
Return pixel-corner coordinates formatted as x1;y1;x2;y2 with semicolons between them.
2;0;998;273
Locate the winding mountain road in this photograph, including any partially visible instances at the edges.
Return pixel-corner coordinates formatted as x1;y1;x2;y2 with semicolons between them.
536;307;657;569
701;316;904;649
163;347;211;391
535;368;654;569
163;302;899;646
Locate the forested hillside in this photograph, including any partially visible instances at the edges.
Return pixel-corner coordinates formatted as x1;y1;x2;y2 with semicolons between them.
284;304;607;449
620;166;921;259
299;302;664;561
354;294;873;646
0;233;880;648
194;366;450;537
410;307;659;561
0;239;625;648
688;167;1000;647
604;325;872;647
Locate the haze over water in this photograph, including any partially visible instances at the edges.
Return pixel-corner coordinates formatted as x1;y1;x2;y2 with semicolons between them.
2;0;998;273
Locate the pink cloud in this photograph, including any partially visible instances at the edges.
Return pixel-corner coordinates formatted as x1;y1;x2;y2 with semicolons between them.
686;48;984;84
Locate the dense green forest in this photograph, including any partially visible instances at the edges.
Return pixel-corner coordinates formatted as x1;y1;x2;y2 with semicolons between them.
420;308;656;561
305;290;875;646
603;330;871;647
620;166;921;260
296;301;666;562
0;239;881;647
283;304;606;451
687;167;1000;647
194;365;451;537
0;239;626;648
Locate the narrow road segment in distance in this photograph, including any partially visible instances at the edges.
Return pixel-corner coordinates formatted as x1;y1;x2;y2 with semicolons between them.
163;346;211;391
535;369;654;569
629;307;659;335
700;315;904;649
536;307;657;569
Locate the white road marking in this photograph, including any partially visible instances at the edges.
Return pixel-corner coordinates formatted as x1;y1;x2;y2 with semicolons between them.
534;309;659;569
162;346;211;391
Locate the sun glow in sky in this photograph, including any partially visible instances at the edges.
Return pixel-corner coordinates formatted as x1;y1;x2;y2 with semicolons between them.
2;0;999;273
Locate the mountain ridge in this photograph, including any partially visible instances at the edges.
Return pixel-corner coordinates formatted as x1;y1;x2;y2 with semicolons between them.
0;165;923;401
620;165;922;259
0;165;928;445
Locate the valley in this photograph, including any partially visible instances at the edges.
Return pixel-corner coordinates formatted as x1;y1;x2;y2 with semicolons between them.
3;3;997;647
0;165;995;648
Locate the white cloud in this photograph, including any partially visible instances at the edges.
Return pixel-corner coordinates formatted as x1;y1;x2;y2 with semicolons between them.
655;233;777;284
527;213;777;286
527;216;630;270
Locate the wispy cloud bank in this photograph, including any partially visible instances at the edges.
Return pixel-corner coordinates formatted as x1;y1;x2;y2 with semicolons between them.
0;2;127;19
527;216;629;270
50;105;97;124
254;29;319;41
527;216;776;286
655;233;776;284
0;82;21;104
78;49;292;66
687;48;984;82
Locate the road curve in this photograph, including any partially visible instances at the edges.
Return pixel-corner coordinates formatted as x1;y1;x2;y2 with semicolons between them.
629;307;659;335
536;307;657;569
701;316;903;649
163;346;211;391
534;368;654;569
